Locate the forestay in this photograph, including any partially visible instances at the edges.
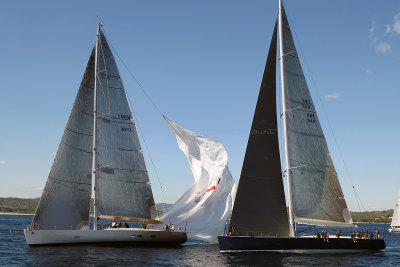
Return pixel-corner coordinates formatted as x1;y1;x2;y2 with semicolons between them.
30;49;95;230
95;31;157;221
391;189;400;227
160;117;236;242
279;4;353;227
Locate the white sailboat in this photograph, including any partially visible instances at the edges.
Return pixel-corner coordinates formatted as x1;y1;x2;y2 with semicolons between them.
389;189;400;233
24;23;187;246
217;0;385;252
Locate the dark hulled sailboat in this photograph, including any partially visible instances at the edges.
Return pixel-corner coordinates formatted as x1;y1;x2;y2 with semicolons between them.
217;0;385;252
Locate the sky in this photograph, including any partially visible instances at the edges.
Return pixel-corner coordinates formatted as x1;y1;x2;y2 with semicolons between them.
0;0;399;211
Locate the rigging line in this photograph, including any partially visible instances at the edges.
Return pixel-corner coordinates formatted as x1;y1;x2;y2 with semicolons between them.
283;1;366;212
101;28;164;117
130;106;171;220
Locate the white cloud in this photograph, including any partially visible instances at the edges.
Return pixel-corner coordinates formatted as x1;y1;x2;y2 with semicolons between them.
394;13;400;35
50;152;57;157
365;69;373;74
369;17;377;40
35;186;44;192
0;160;6;165
375;42;391;54
385;24;391;34
325;93;341;101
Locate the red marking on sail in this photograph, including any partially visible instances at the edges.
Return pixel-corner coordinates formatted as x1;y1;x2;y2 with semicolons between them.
203;186;216;195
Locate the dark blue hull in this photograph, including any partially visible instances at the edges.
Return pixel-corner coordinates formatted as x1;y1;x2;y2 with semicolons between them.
217;236;385;252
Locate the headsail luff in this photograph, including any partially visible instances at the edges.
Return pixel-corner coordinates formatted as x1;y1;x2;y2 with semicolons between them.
30;48;95;230
160;117;236;242
391;189;400;227
279;3;353;227
95;30;157;221
230;20;290;237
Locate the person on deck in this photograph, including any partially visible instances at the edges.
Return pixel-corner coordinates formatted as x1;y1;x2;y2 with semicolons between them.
171;224;175;232
117;221;122;228
165;224;169;231
125;222;130;228
111;221;117;228
356;231;361;239
364;228;368;238
316;231;320;238
351;232;357;243
228;224;234;236
336;230;341;238
142;223;147;229
369;232;374;239
375;229;379;239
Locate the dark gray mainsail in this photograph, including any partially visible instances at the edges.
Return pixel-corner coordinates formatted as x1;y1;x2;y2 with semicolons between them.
230;21;290;237
279;4;353;227
30;49;95;230
95;31;158;223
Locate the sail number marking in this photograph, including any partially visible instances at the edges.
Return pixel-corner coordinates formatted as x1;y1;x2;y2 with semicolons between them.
306;112;315;123
121;127;132;132
302;99;316;123
118;114;131;120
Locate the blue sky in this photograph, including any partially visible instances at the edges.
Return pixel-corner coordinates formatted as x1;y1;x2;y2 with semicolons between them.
0;0;399;211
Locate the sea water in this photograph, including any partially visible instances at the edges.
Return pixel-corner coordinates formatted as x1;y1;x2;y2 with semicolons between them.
1;215;400;266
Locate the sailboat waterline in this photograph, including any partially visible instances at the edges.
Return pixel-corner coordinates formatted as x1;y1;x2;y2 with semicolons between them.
217;0;385;252
24;23;186;246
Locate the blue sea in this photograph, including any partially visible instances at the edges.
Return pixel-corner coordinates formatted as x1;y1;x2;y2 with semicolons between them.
1;215;400;266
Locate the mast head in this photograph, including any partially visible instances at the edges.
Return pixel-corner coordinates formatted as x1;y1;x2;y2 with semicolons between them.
97;21;103;33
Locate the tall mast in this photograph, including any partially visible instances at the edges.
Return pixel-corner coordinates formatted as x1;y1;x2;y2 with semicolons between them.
92;22;102;230
278;0;295;237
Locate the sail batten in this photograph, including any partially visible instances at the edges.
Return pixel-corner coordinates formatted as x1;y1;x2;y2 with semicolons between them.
280;3;353;227
230;20;290;237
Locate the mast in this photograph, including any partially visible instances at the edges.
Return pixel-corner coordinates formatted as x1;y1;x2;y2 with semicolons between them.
278;0;295;237
92;22;102;230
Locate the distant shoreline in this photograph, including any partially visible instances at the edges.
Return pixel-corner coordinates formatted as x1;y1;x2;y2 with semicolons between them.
0;213;34;216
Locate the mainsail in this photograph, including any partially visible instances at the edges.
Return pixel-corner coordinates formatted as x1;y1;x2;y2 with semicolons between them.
391;189;400;227
160;117;236;242
230;21;290;237
30;49;95;230
279;3;353;227
95;30;158;223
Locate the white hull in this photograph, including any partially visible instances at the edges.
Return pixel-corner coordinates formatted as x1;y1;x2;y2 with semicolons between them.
24;228;187;246
389;227;400;233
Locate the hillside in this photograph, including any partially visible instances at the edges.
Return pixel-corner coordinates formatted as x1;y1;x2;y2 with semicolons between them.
0;197;39;214
0;198;173;216
351;210;393;224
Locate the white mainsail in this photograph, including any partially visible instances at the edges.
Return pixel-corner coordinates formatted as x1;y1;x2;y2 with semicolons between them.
160;117;236;242
391;189;400;227
279;3;353;228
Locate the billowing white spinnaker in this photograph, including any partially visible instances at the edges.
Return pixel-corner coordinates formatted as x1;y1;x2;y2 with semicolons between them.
160;117;237;242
